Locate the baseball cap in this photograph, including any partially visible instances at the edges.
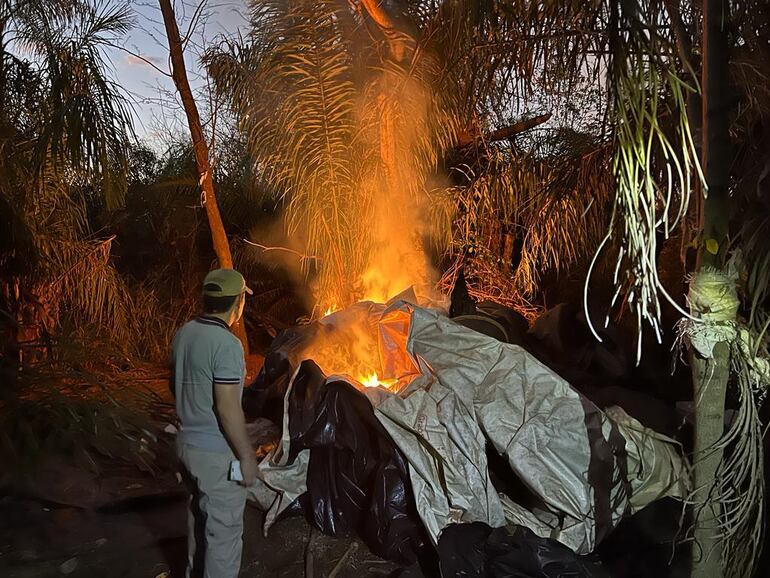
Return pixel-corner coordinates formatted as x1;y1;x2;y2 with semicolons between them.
202;268;253;297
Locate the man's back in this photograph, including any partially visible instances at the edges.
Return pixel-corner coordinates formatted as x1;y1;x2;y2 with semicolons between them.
172;316;245;452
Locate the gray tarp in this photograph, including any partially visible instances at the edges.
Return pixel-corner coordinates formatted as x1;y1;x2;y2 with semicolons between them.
253;301;688;553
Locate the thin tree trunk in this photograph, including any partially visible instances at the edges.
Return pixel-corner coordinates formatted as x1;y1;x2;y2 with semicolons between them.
158;0;249;355
359;0;413;62
691;0;732;575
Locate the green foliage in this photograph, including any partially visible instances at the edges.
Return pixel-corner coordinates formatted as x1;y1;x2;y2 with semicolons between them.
8;0;134;209
592;0;704;346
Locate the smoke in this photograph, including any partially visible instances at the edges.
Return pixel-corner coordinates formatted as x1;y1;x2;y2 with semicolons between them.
241;215;317;310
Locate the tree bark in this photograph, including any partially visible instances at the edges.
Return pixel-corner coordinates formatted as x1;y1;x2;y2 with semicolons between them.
158;0;249;355
691;0;732;576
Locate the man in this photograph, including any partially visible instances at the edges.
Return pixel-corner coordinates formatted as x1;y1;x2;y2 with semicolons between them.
171;268;258;578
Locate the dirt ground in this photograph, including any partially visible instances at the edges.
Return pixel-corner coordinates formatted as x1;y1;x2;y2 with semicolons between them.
0;367;421;578
0;355;731;578
0;492;416;578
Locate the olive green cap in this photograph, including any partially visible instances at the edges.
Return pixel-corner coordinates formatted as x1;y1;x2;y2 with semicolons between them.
202;268;252;297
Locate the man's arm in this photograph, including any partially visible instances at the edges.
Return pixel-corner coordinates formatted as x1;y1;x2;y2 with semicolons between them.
169;335;177;399
214;383;257;485
169;365;176;399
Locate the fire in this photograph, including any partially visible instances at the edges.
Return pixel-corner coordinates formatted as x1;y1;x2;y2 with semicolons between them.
323;305;336;317
359;371;398;390
361;371;379;388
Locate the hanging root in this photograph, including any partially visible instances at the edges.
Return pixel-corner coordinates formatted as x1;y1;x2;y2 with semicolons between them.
714;334;768;578
586;1;704;359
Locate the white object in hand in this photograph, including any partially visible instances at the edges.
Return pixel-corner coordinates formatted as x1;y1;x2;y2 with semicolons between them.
229;460;243;482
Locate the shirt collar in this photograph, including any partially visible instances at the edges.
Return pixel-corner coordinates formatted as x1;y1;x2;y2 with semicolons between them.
196;315;231;330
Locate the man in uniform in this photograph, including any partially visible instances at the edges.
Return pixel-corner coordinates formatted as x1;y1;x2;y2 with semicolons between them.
171;268;257;578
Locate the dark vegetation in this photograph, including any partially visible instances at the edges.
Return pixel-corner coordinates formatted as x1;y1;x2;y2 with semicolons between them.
0;0;769;576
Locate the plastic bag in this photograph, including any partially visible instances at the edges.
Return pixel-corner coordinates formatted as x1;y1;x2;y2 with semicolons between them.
286;360;428;565
438;522;609;578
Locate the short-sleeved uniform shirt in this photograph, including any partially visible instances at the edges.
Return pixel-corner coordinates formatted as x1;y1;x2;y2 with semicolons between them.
171;316;245;452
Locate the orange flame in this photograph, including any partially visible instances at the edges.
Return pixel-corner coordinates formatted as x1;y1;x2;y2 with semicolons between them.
323;305;337;317
359;371;398;390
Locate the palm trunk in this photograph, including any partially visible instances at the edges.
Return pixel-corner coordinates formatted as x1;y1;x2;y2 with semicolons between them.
158;0;249;355
691;0;732;575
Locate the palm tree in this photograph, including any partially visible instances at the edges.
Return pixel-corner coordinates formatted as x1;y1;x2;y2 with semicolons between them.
0;0;136;365
206;0;607;308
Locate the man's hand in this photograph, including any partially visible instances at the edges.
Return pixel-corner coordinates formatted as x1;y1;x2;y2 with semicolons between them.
240;455;258;487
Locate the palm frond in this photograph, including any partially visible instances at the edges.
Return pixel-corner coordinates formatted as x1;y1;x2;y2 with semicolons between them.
14;0;135;209
209;0;362;306
446;130;613;306
208;0;465;306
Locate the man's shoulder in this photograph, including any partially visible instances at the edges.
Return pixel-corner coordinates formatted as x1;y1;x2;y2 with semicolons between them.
173;318;201;340
174;317;241;349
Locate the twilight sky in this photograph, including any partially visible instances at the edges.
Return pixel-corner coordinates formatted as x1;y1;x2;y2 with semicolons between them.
112;0;249;145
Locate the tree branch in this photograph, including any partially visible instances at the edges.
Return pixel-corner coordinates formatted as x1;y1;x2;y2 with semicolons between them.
456;113;552;147
358;0;396;30
358;0;414;62
241;239;319;262
107;42;171;77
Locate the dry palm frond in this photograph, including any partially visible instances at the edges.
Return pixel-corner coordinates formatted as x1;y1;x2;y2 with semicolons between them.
438;245;542;322
2;155;179;362
208;0;363;306
445;131;613;310
17;164;132;339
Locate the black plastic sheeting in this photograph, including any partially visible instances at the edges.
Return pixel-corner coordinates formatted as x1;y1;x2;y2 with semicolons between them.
285;360;429;565
438;522;609;578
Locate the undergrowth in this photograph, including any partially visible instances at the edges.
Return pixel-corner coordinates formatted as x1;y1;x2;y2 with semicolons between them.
0;349;175;479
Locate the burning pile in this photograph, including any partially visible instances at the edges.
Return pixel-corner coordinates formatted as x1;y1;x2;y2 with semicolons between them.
271;289;432;395
249;294;689;569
